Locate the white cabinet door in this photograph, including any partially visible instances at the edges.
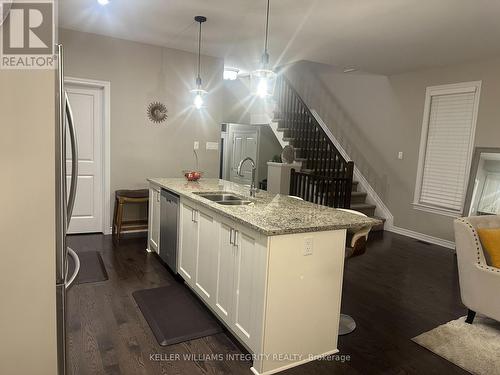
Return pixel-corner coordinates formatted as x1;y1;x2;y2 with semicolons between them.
232;227;266;350
215;222;236;321
148;186;161;253
177;202;267;353
195;210;219;303
179;203;198;286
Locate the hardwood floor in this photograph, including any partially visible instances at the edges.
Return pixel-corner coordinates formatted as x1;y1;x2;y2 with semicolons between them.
66;232;469;375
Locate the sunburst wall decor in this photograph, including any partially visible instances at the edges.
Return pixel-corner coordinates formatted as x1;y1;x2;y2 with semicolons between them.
147;102;168;124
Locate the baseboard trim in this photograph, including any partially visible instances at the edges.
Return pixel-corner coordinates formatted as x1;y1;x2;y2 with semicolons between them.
385;224;455;250
250;349;339;375
120;229;148;234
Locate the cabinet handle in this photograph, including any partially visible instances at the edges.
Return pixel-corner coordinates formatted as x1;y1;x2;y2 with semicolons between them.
191;209;194;222
233;230;239;247
194;210;198;223
229;228;234;245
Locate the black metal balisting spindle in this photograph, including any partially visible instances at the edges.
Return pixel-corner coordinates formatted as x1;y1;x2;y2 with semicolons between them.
276;75;353;208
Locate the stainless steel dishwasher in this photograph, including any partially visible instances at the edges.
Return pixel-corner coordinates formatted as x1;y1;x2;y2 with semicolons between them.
160;189;179;273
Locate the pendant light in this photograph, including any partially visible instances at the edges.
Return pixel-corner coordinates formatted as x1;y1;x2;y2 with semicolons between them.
191;16;207;109
251;0;277;98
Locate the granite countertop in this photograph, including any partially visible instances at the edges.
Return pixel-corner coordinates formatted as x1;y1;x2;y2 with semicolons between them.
148;178;381;236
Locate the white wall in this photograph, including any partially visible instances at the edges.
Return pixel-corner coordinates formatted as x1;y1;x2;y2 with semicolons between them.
60;29;225;223
258;125;283;185
222;77;273;125
286;57;500;242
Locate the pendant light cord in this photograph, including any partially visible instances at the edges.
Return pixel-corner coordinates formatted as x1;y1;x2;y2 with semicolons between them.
197;20;202;86
264;0;270;55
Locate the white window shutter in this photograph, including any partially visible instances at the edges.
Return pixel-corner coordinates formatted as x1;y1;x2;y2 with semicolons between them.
414;82;481;216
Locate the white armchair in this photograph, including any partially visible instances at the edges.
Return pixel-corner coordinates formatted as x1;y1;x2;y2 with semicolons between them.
454;216;500;323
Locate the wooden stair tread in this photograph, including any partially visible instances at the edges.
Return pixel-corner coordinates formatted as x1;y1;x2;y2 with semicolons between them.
370;216;386;232
350;203;376;210
351;191;367;197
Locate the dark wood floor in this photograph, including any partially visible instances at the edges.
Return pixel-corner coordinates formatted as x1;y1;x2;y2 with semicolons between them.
67;231;469;375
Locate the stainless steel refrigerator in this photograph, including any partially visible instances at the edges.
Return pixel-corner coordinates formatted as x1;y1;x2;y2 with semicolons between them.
0;44;79;374
55;43;81;375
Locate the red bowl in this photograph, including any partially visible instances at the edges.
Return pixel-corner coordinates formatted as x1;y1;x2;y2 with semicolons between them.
183;170;202;181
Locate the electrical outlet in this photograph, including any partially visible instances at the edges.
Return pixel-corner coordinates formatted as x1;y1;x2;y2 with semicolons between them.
304;237;313;256
193;141;199;150
398;151;404;160
206;142;219;151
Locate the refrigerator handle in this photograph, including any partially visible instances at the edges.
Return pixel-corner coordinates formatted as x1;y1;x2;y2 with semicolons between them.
65;247;80;289
65;92;78;225
55;43;67;284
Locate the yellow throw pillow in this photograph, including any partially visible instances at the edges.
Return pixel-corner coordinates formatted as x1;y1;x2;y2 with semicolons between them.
476;228;500;268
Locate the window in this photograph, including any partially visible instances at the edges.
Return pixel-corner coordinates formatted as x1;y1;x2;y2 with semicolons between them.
413;81;482;216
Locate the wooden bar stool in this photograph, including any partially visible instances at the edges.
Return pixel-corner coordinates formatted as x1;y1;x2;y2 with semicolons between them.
112;189;149;244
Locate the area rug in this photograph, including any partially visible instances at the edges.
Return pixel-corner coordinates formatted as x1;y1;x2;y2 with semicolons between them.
412;316;500;375
68;250;108;284
133;283;223;346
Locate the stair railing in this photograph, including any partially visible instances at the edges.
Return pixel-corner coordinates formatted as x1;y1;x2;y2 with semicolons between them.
290;167;353;208
275;74;354;208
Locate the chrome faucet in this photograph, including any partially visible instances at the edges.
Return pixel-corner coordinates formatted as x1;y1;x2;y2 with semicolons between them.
237;157;258;197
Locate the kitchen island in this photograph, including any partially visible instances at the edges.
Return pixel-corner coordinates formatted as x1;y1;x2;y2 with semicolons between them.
147;178;379;375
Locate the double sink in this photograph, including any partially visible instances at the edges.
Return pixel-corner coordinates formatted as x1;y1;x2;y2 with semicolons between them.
194;192;254;206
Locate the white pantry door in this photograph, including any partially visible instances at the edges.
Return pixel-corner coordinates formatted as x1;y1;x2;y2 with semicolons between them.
229;127;259;185
66;84;103;234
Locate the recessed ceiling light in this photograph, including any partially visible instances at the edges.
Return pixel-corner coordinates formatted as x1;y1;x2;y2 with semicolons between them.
343;66;358;73
223;67;239;81
97;0;110;5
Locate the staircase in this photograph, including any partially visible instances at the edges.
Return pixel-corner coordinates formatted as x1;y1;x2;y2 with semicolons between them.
351;181;385;231
271;75;385;231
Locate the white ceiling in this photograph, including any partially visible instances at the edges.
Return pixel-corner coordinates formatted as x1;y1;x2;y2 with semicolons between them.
59;0;500;75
